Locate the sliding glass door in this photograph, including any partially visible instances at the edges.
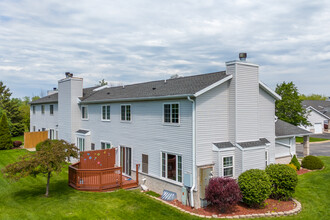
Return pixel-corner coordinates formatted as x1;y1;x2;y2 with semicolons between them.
120;146;132;176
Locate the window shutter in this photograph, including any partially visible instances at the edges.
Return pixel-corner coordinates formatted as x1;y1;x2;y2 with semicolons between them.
142;154;148;174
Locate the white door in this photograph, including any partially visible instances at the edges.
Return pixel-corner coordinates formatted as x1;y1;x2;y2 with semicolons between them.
314;123;323;134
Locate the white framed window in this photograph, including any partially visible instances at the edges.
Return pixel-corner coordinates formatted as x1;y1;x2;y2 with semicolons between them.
81;106;88;120
49;129;55;140
41;105;45;114
32;106;35;114
32;126;36;132
101;105;110;121
77;137;85;151
121;105;131;121
265;150;269;167
163;103;179;124
101;141;111;149
50;105;54;115
161;152;182;182
222;156;234;177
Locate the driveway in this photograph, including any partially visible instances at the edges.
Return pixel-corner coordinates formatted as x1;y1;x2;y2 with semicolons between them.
309;132;330;139
296;141;330;157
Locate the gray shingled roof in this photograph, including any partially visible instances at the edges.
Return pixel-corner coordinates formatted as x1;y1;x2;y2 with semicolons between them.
30;86;99;104
213;142;235;149
81;71;227;103
301;100;330;118
76;129;90;134
275;119;310;137
237;138;270;148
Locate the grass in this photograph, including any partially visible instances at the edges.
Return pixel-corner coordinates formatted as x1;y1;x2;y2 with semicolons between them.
296;137;329;143
0;149;329;219
145;190;161;198
11;135;24;143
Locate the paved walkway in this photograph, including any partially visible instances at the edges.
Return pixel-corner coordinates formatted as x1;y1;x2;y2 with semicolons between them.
296;142;330;157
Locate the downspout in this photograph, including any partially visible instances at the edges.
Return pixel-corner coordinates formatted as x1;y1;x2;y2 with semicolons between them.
187;96;196;208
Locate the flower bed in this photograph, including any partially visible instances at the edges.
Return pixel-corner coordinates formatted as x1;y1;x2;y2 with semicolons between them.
297;168;311;175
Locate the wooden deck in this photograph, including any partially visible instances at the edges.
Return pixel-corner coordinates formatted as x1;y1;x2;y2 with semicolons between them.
68;149;139;192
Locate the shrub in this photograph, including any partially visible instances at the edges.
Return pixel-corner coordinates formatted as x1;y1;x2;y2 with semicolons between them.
205;177;242;212
13;141;22;148
36;139;60;151
287;163;297;171
265;164;298;200
290;155;300;170
238;169;271;207
301;156;324;170
10;123;25;137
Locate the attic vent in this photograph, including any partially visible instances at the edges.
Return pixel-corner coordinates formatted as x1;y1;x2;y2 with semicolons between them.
107;92;110;95
152;87;156;90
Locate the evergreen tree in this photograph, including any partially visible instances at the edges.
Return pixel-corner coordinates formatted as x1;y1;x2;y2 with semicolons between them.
0;113;12;150
0;81;12;112
275;82;310;126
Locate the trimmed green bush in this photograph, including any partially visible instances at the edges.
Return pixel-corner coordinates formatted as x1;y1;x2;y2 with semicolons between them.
290;155;300;170
238;169;271;207
287;163;297;171
301;155;324;170
265;164;298;200
10;123;25;137
36;139;60;151
0;114;12;150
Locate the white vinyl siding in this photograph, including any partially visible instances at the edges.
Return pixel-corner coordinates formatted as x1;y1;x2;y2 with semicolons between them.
101;105;110;121
30;103;58;134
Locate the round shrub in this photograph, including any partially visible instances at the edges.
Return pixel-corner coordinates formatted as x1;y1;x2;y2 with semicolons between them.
290;155;300;170
301;155;324;170
12;141;22;148
205;177;242;212
287;163;297;171
238;169;271;207
265;164;298;200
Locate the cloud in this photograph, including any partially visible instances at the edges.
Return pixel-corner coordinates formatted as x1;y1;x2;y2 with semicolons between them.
0;0;329;97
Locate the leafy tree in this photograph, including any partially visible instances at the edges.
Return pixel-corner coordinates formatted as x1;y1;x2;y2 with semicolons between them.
32;96;40;101
275;82;310;126
0;113;12;150
299;94;327;101
2;139;79;196
98;79;108;86
0;81;12;112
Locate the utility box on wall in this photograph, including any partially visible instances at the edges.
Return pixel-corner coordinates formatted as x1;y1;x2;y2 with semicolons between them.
181;187;187;205
184;172;193;188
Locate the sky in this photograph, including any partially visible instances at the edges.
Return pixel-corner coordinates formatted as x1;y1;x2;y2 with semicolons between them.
0;0;330;98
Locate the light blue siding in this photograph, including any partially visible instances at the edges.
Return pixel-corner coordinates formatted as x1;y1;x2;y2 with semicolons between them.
30;103;58;137
243;148;266;171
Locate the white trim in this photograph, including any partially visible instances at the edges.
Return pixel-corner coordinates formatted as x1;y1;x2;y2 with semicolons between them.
120;104;132;122
160;151;183;184
236;144;266;151
221;155;235;178
75;130;91;136
93;85;111;92
162;102;180;125
81;105;89;120
225;60;259;67
194;75;233;97
100;141;112;150
212;144;235;152
259;81;281;100
275;141;291;148
265;150;269;167
101;105;111;121
276;134;309;138
306;106;330;120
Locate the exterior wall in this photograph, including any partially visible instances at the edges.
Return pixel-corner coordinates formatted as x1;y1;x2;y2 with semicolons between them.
80;99;193;187
258;88;276;164
275;137;295;158
216;150;237;178
301;109;327;133
195;82;229;166
275;156;292;164
58;77;83;143
242;148;266;171
30;103;58;138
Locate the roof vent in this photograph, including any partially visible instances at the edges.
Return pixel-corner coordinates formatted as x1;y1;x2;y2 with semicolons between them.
152;87;156;90
239;53;247;61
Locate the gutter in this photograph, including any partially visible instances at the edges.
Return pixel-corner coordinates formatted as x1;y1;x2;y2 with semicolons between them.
187;96;196;208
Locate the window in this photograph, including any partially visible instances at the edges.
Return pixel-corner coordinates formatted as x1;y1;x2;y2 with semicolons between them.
41;105;45;114
81;106;88;119
32;106;35;114
265;151;268;167
77;137;85;151
223;156;234;177
102;105;110;121
49;129;55;140
42;128;46;131
91;143;95;151
50;105;54;115
33;126;36;132
142;154;148;174
164;103;179;124
161;152;182;182
121;105;131;121
101;142;111;149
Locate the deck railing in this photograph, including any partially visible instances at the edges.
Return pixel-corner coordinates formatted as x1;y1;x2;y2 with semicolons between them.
69;163;139;192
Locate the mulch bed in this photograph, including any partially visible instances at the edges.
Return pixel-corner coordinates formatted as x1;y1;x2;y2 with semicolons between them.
169;199;296;217
297;168;311;175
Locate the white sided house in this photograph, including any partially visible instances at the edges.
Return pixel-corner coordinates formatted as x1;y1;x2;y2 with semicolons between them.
30;55;308;208
301;100;330;134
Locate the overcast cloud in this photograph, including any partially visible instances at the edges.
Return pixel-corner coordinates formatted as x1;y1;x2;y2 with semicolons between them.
0;0;330;98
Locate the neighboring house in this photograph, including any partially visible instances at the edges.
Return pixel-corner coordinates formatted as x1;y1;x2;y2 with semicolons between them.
301;100;330;134
29;55;307;208
275;119;310;164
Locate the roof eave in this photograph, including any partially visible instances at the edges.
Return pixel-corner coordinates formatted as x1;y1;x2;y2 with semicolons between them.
306;106;330;119
194;74;233;97
259;81;281;100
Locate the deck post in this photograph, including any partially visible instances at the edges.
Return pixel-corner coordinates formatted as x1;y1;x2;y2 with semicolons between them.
136;164;140;185
120;167;123;188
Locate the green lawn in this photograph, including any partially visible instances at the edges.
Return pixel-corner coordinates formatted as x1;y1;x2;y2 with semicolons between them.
11;135;24;143
0;149;329;220
296;137;329;143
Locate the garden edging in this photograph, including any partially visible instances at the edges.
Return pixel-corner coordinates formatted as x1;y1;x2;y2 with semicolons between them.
145;194;302;219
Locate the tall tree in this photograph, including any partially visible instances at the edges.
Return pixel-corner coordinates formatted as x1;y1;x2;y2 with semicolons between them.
275;82;310;126
299;94;327;101
0;113;12;150
2;139;79;196
0;81;12;113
